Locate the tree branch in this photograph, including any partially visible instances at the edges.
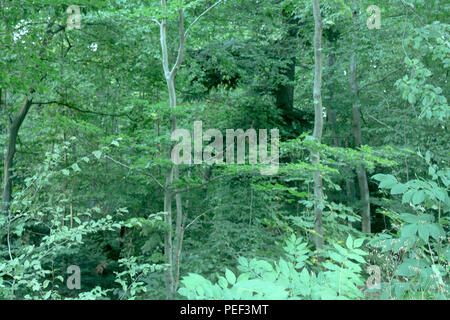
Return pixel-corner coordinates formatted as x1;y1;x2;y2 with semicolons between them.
170;7;186;78
160;0;170;78
184;0;224;38
359;67;402;90
184;208;214;231
103;154;165;190
171;174;229;194
32;101;129;117
151;19;161;26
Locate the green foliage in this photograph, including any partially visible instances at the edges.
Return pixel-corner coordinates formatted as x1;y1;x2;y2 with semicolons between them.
370;158;449;299
113;257;167;300
0;0;448;301
178;235;368;300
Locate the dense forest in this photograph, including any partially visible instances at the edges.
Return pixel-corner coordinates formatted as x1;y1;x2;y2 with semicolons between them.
0;0;448;300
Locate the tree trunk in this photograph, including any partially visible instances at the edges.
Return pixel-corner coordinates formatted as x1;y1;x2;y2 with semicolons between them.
2;21;60;213
159;2;186;299
311;0;324;249
163;167;174;299
274;10;311;138
157;0;222;299
344;136;356;202
2;88;34;212
350;2;371;233
325;52;340;147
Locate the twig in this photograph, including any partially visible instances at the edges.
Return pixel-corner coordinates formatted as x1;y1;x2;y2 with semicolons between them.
184;207;216;231
32;101;129;117
366;113;403;136
6;212;13;261
151;19;161;26
63;30;73;56
171;174;229;194
103;155;165;190
184;0;224;38
359;67;402;91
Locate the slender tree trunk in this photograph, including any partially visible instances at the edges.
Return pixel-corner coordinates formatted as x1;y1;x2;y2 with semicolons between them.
326;50;354;221
159;1;186;299
2;21;61;213
274;11;297;137
172;164;185;294
327;108;339;146
163;167;174;299
2;88;34;212
350;2;371;233
344;136;356;202
311;0;324;249
157;0;222;299
325;52;341;147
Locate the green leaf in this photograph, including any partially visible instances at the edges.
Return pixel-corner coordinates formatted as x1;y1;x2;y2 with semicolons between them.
401;224;418;238
353;238;364;248
92;150;102;159
412;190;425;205
402;190;415;203
400;213;420;223
425;151;431;163
408;92;416;104
428;224;445;241
346;235;353;249
348;253;366;264
391;183;408;195
323;262;341;271
237;257;248;267
434;189;447;202
218;276;228;289
428;166;436;176
396;261;416;277
379;175;398;189
225;269;236;285
279;259;289;276
417;224;430;242
333;243;348;256
71;163;81;172
329;251;345;263
299;268;310;284
372;174;387;182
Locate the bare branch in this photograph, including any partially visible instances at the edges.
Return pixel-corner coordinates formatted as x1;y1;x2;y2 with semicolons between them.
32;100;129;117
170;7;186;78
366;113;403;136
359;66;402;90
184;0;224;38
151;19;161;26
171;174;229;194
104;155;165;190
63;30;73;56
184;207;216;231
160;0;171;78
